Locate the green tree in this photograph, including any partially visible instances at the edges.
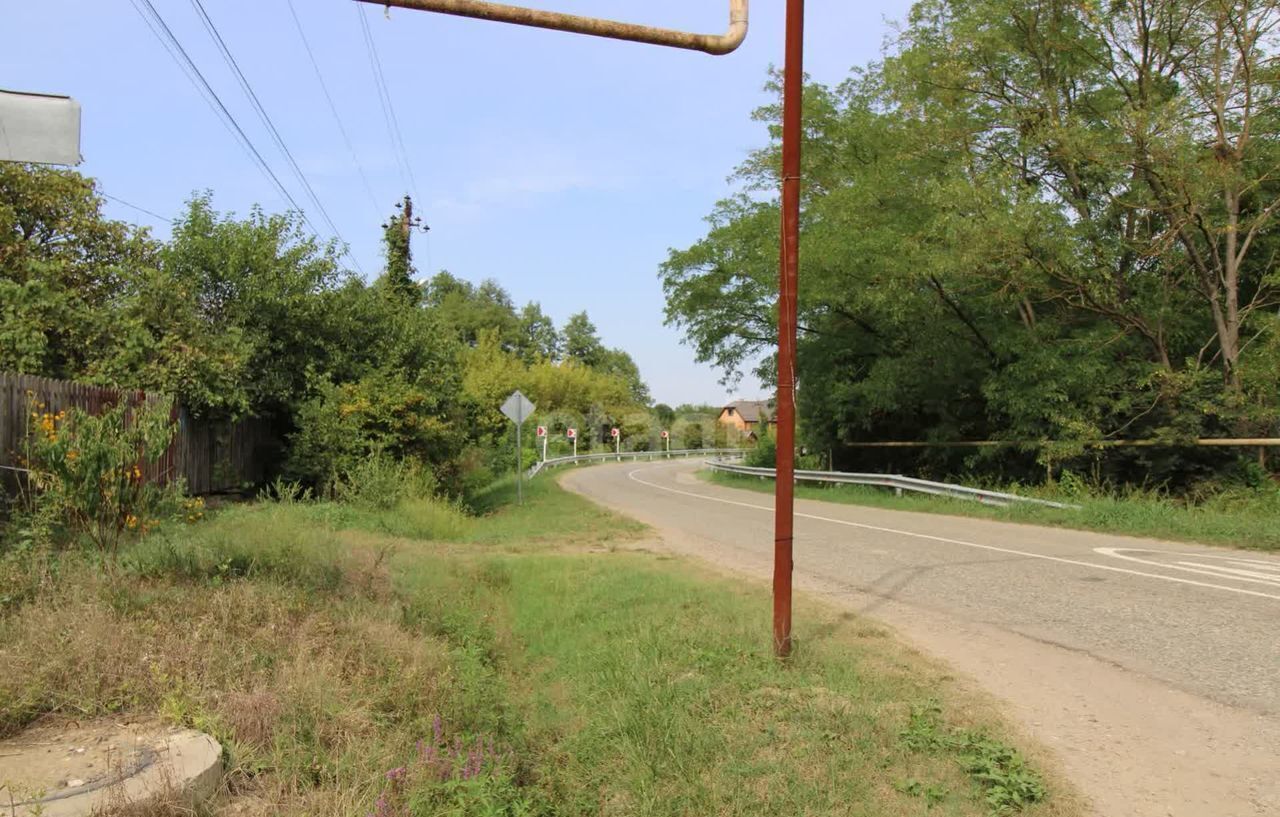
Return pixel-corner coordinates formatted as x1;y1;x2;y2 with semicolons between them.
425;272;521;348
653;403;676;427
562;311;605;365
662;0;1280;486
516;302;561;362
154;196;345;418
0;164;155;378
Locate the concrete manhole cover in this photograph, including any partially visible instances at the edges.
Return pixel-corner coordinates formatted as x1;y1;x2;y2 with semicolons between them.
0;719;222;816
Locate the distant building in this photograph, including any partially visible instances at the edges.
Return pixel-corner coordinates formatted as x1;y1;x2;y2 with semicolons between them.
717;399;776;440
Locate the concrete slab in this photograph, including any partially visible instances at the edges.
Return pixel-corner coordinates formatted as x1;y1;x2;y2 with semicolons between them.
0;719;222;816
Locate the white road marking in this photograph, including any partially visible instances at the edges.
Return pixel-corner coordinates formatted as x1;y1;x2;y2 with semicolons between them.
1090;548;1280;588
1177;563;1280;583
624;464;1280;602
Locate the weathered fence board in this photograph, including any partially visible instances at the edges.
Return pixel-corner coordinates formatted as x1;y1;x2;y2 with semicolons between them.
0;372;275;495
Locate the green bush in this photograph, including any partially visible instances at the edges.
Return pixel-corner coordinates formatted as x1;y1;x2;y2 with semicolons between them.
287;372;458;492
332;455;438;511
22;397;179;562
744;432;776;468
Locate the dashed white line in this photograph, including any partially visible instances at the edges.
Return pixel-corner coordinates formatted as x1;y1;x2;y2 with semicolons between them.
624;463;1280;602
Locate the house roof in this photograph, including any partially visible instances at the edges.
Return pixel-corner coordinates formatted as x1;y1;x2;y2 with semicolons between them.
722;399;774;423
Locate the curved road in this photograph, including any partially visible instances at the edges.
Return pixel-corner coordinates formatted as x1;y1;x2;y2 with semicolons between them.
561;460;1280;817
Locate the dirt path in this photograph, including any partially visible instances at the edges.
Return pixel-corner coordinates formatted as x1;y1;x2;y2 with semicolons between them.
561;460;1280;817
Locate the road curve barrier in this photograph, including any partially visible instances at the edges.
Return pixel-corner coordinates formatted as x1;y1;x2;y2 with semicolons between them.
528;448;746;478
703;459;1081;510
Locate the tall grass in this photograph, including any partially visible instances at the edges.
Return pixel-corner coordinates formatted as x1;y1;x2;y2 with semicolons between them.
0;479;1073;817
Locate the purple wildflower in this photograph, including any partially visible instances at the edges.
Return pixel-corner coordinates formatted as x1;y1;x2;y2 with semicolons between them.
432;714;443;745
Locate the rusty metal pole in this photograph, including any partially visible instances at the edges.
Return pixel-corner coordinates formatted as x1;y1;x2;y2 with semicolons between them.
355;0;749;56
773;0;804;659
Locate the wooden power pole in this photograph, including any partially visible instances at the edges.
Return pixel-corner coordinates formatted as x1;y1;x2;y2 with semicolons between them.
401;194;413;244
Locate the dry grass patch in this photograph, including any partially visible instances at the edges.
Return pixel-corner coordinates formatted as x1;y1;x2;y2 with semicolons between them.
3;481;1080;817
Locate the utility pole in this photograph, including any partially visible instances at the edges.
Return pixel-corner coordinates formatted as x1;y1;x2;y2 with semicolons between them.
773;0;804;658
384;194;427;301
401;194;413;244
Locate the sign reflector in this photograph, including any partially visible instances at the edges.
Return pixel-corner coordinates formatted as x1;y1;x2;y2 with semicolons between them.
536;425;546;437
661;430;669;439
610;427;620;438
566;428;577;439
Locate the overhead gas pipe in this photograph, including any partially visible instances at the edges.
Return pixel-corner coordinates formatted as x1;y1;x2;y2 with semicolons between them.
355;0;749;56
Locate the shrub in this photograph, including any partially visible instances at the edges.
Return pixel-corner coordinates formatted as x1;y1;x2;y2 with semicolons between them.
287;372;458;492
745;432;776;468
332;455;438;511
23;397;178;563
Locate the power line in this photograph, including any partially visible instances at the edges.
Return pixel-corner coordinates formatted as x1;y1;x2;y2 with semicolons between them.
357;4;420;202
102;191;172;224
128;0;364;275
285;0;382;218
127;0;260;173
129;0;311;225
186;0;363;275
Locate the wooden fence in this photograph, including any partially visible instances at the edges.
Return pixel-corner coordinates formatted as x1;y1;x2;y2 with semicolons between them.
1;372;277;495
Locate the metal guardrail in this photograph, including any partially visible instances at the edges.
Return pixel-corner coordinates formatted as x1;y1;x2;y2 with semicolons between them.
529;448;745;478
705;460;1081;510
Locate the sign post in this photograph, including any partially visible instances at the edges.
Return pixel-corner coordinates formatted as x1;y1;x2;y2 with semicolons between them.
500;390;536;505
567;427;577;458
537;425;548;462
662;429;670;455
611;427;621;460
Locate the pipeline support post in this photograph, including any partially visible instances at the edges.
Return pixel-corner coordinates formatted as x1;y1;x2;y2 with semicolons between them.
773;0;804;659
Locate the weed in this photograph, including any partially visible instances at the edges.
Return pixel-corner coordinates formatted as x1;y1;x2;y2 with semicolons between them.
894;778;949;808
899;700;1046;814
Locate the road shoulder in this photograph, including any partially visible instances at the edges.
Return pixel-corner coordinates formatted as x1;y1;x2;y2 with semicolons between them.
560;462;1280;817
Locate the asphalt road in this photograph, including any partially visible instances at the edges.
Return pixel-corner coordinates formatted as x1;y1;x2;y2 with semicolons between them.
561;460;1280;817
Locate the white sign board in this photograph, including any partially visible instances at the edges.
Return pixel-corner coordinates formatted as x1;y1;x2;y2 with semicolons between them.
0;90;82;165
610;427;620;438
500;390;536;424
566;428;577;439
661;430;670;439
536;425;546;437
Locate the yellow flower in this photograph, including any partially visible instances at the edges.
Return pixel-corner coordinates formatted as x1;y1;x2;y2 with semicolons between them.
66;450;78;461
126;515;139;529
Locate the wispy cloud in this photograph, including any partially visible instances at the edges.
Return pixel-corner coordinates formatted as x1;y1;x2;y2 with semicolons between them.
429;139;634;218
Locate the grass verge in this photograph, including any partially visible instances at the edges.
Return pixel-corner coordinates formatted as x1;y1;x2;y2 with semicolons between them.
0;480;1077;816
702;470;1280;551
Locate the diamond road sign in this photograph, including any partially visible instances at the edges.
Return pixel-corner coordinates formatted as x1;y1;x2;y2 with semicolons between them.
500;390;536;424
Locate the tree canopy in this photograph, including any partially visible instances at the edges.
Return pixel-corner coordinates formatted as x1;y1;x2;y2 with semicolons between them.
661;0;1280;485
1;163;655;494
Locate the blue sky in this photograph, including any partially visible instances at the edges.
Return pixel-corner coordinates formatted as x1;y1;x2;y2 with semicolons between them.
3;0;913;406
